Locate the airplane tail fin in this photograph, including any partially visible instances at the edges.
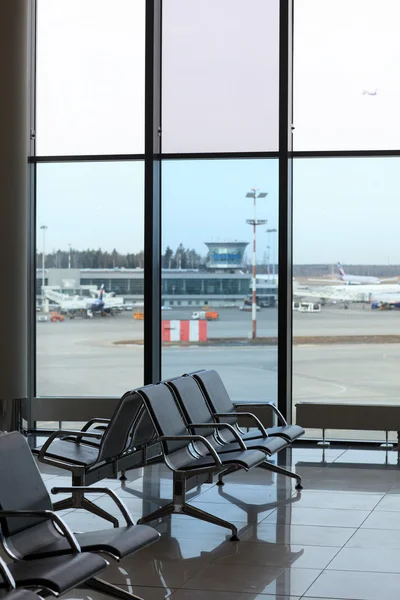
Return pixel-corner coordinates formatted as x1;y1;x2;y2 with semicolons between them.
99;283;104;300
337;262;345;277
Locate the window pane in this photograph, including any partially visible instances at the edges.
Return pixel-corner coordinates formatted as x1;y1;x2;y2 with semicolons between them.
294;0;400;151
36;0;145;156
161;159;279;403
162;0;279;153
293;157;400;441
36;161;144;397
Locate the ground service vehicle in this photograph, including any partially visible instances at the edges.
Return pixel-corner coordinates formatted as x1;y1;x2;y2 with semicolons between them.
133;311;144;320
191;311;219;321
298;302;321;313
50;312;64;322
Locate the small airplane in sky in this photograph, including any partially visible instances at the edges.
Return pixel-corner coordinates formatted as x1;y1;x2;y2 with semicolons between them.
362;89;377;96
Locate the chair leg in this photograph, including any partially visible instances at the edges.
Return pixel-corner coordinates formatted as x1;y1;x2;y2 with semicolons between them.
81;497;120;528
217;466;236;487
181;503;239;540
53;496;75;511
136;502;175;525
87;577;144;600
258;460;303;490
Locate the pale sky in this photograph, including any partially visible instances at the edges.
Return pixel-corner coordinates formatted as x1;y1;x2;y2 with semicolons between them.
36;0;400;264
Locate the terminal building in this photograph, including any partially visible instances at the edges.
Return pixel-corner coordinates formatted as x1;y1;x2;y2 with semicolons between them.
37;241;278;308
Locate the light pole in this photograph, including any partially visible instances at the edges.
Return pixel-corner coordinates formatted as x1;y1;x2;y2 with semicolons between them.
40;225;48;308
266;228;277;280
266;245;271;275
246;188;267;339
68;243;72;269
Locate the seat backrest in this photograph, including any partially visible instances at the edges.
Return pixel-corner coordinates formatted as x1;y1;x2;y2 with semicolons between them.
136;384;189;454
167;376;216;438
0;432;53;537
127;405;157;450
97;391;144;462
192;370;237;426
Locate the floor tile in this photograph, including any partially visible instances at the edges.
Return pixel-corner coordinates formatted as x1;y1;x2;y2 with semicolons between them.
103;552;214;588
345;527;400;549
63;509;116;531
327;546;400;573
241;523;356;547
293;491;383;511
302;467;400;493
373;494;400;511
182;564;321;596
263;507;370;528
211;541;339;569
189;500;276;523
333;449;400;465
155;516;250;542
171;591;300;600
193;483;284;505
305;569;400;600
94;494;165;517
361;510;400;530
60;585;174;599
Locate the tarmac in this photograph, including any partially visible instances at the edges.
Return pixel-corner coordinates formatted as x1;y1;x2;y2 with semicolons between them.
37;307;400;413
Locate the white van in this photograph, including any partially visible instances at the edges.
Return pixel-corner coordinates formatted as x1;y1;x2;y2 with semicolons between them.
298;302;321;313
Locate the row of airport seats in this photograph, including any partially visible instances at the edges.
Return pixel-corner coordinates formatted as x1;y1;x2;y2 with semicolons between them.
34;369;305;539
0;371;304;600
0;431;160;600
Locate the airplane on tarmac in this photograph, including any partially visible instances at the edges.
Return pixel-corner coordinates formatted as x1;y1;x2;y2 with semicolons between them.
337;263;398;285
308;263;397;286
362;89;377;96
43;285;124;317
370;292;400;310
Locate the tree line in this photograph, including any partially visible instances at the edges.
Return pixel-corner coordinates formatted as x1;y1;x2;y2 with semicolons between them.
36;244;207;270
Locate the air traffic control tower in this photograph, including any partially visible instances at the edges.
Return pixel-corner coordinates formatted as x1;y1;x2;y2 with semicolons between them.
205;241;249;272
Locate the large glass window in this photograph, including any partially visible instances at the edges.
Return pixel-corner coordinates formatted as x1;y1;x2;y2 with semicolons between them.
36;0;145;155
162;0;279;153
294;0;400;151
36;161;144;397
161;159;279;403
293;157;400;440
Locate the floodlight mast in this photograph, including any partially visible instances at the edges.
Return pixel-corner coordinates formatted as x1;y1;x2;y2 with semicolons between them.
246;189;267;339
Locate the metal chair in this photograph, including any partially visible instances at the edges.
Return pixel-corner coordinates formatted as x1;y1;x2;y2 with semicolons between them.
135;383;266;541
34;391;154;525
192;369;305;443
0;531;107;598
0;432;160;600
166;375;303;489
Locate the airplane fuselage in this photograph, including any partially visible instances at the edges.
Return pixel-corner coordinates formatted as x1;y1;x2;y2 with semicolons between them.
340;275;381;285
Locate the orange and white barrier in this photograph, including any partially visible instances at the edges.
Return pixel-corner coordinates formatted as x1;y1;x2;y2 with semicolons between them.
162;320;207;343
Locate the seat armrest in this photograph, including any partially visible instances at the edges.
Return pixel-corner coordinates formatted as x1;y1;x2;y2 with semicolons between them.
38;429;103;461
189;423;247;450
0;510;81;553
233;402;288;426
51;487;134;526
158;435;223;466
214;412;269;437
80;418;111;433
0;555;16;588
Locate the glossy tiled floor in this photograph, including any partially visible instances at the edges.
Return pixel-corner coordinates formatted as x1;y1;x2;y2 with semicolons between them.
37;445;400;600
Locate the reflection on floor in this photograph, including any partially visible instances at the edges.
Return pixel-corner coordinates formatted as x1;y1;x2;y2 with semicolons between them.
37;445;400;599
